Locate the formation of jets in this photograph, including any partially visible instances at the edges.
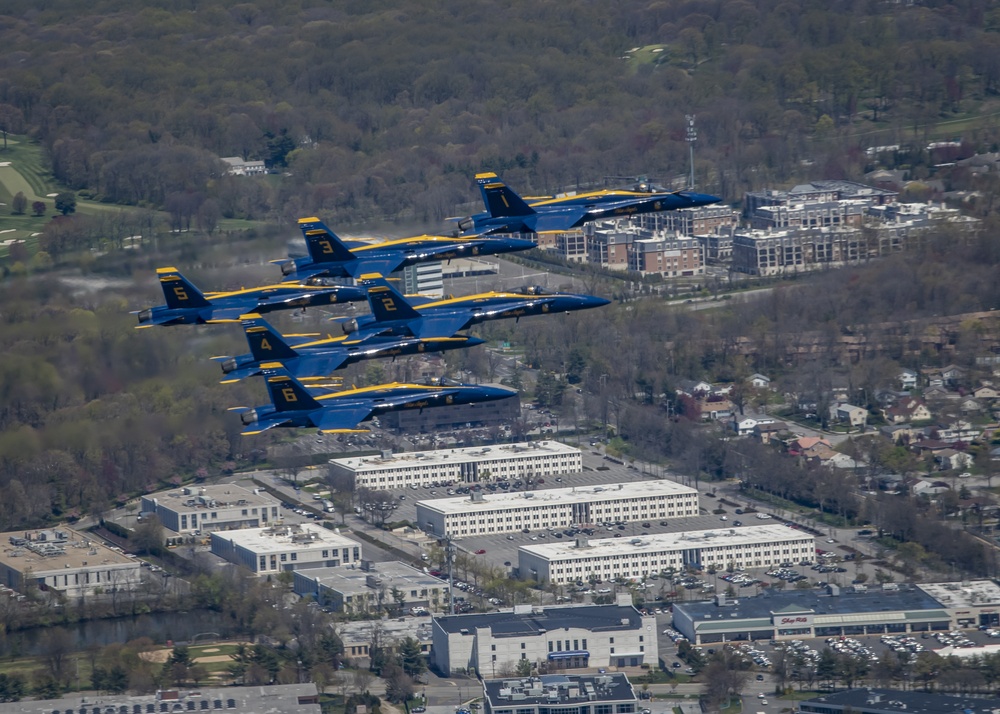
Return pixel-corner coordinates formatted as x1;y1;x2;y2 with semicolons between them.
133;171;715;433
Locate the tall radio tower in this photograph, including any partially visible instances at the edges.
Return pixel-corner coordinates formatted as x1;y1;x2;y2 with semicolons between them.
685;114;697;189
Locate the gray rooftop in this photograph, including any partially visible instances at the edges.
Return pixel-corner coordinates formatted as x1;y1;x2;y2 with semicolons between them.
0;684;320;714
435;604;642;638
484;673;636;707
676;586;943;621
799;688;1000;714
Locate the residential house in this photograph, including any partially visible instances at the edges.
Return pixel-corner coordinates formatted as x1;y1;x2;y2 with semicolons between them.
823;452;863;470
830;402;868;428
923;385;953;400
910;478;951;497
700;397;735;422
932;419;978;443
749;373;772;389
923;365;966;388
676;379;712;398
974;385;999;400
899;369;918;390
753;421;787;444
733;417;761;436
882;398;932;425
880;425;920;444
789;436;831;455
935;449;973;471
961;398;983;415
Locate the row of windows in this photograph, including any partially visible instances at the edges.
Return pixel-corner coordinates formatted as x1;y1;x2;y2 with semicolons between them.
51;700;236;714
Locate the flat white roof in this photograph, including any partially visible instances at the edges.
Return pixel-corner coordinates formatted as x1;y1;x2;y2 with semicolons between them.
329;440;580;471
301;561;445;596
520;524;812;560
146;483;277;511
418;480;698;515
0;527;136;573
212;523;360;554
918;580;1000;608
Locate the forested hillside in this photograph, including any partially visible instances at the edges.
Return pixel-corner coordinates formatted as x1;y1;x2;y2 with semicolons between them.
3;0;1000;226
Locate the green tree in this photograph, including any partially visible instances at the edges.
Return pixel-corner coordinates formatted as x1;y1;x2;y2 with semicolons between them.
54;192;76;216
11;192;26;215
397;636;426;677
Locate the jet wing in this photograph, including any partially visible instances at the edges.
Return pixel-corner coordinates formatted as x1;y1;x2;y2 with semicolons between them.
343;256;406;279
410;313;475;339
204;306;251;323
289;354;350;379
313;405;376;433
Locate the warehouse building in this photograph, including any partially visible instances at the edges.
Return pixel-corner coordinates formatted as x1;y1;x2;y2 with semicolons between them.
518;525;814;586
672;585;956;644
210;523;361;575
482;673;638;714
0;528;142;598
418;480;699;538
432;601;657;676
140;484;281;535
292;559;450;615
328;441;582;490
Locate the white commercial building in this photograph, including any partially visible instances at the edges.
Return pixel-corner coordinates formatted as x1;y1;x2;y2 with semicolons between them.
210;523;362;575
0;528;142;598
418;480;699;538
519;525;816;585
328;441;582;490
140;484;281;535
432;602;657;676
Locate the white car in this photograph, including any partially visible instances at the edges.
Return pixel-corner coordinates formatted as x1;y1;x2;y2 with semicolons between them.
756;513;772;520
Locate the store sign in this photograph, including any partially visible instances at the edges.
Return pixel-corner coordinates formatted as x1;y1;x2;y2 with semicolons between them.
775;614;812;627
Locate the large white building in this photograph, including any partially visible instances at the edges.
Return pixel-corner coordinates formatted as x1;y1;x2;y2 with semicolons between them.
518;525;816;585
0;528;142;598
432;602;657;676
210;523;362;575
418;481;699;538
140;484;281;535
328;441;582;490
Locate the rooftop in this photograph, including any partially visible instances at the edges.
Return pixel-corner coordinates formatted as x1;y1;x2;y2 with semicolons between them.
0;684;320;714
419;480;697;516
483;674;636;707
435;604;644;637
298;560;447;596
337;615;433;644
211;523;360;553
145;483;277;511
676;586;943;622
799;687;1000;714
329;440;580;471
519;524;810;560
0;527;136;573
917;580;1000;608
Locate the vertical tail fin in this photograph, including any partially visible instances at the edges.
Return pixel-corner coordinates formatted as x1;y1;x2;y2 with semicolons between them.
359;274;422;323
261;364;323;412
476;172;535;218
241;314;299;361
157;267;211;309
298;217;357;264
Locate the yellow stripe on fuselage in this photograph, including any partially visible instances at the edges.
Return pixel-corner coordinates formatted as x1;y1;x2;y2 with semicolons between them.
311;382;465;401
527;189;667;207
348;235;469;253
411;291;533;310
203;283;336;300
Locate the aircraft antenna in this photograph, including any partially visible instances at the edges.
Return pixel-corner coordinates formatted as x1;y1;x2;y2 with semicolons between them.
685;114;697;189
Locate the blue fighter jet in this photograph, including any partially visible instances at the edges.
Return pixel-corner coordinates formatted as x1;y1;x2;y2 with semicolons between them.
454;172;721;235
274;217;537;282
233;365;516;435
213;313;485;383
133;267;366;328
334;276;610;340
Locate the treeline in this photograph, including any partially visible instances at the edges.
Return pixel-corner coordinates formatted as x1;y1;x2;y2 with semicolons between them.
3;0;1000;226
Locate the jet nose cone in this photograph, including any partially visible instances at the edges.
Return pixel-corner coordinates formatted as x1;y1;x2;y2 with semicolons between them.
585;295;612;309
677;191;722;207
481;385;519;400
464;336;487;347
